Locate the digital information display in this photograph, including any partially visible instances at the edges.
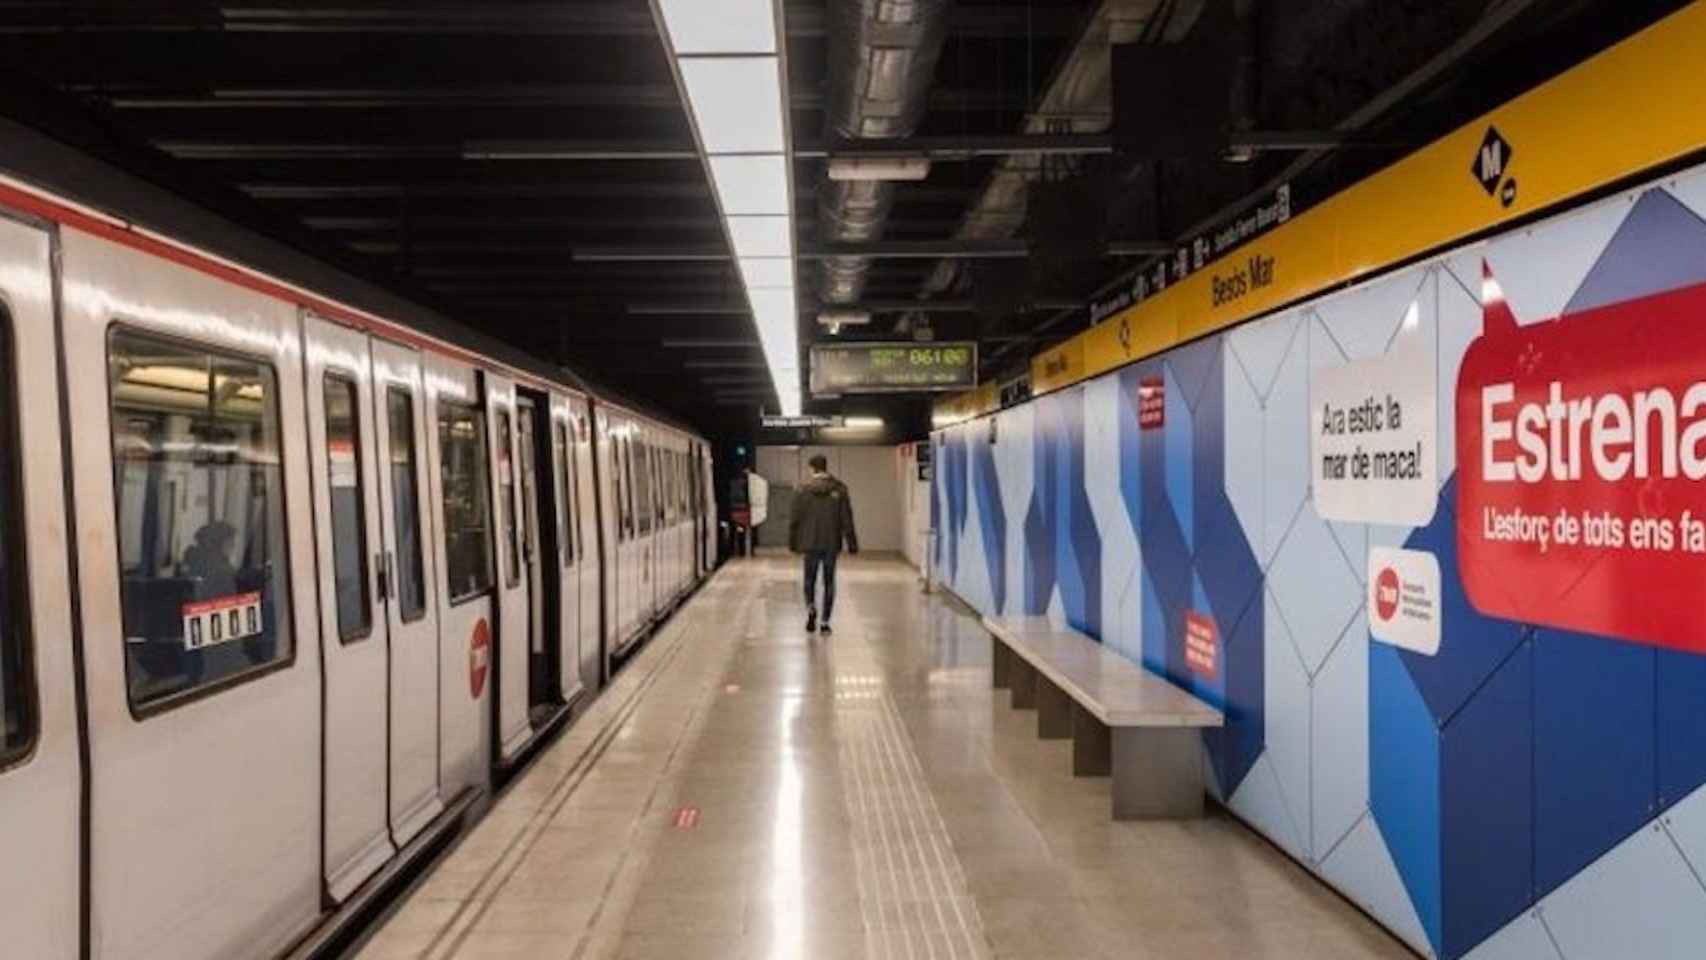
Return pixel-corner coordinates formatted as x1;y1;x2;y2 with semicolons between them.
809;342;978;395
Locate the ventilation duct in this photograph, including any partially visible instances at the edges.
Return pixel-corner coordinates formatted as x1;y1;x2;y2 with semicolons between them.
921;0;1204;299
818;0;952;305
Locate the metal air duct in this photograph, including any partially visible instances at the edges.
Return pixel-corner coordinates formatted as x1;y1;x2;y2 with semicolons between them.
818;0;952;305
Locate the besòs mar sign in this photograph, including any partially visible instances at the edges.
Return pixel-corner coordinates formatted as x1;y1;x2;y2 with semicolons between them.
810;342;976;395
1456;262;1706;653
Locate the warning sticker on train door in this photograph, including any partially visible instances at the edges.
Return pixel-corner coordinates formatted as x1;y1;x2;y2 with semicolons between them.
182;592;262;651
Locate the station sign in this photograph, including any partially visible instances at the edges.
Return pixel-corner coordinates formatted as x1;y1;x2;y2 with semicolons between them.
760;414;843;429
810;342;977;395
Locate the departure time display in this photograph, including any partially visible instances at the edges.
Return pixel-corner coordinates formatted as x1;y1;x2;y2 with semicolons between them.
809;342;977;395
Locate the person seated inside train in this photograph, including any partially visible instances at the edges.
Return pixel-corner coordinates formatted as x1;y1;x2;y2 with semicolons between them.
183;520;239;598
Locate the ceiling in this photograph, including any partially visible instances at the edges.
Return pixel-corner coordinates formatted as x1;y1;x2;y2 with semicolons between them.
0;0;1688;439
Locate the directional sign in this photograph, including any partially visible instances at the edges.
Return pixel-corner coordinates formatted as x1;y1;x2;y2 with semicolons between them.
810;342;977;395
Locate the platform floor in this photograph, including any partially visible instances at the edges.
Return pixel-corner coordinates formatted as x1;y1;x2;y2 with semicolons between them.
353;556;1414;960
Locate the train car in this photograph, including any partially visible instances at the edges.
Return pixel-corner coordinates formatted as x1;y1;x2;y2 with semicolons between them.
0;132;717;959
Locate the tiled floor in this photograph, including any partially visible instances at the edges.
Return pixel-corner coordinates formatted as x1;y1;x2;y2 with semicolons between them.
352;555;1416;959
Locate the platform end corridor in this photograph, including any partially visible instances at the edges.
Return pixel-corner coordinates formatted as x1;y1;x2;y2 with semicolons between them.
353;556;1413;960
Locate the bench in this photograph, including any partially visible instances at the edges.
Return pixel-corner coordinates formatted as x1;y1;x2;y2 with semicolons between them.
982;616;1222;820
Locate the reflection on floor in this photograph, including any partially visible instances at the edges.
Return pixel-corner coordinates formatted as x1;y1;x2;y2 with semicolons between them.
354;556;1415;959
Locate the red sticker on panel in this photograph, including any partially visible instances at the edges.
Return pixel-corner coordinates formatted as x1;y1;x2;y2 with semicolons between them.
1138;377;1165;430
1456;263;1706;653
469;619;491;698
1184;610;1218;680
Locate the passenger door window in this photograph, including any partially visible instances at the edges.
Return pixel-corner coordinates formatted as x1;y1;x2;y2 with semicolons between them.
386;387;426;620
556;421;573;566
0;311;35;761
497;411;519;588
438;400;493;602
323;374;371;642
108;329;294;710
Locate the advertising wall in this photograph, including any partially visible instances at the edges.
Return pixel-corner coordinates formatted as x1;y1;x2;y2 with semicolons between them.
932;159;1706;960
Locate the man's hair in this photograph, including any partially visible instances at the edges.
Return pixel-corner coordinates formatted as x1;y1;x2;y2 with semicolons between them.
808;454;828;471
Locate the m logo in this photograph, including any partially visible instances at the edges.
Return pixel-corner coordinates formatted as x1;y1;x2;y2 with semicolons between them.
1471;126;1515;206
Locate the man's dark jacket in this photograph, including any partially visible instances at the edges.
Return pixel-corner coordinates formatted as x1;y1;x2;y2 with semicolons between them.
789;473;858;554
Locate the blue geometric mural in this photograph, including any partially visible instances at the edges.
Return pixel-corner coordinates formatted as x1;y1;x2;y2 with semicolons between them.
934;165;1706;960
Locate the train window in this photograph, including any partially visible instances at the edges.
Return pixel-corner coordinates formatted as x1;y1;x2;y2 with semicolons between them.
386;388;426;621
612;437;626;543
323;375;371;642
108;329;293;710
634;442;653;535
555;421;573;566
438;400;493;603
0;312;36;762
497;411;519;588
620;437;635;540
571;419;585;558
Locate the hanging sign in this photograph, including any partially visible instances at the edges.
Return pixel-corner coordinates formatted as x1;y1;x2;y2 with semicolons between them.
810;342;977;395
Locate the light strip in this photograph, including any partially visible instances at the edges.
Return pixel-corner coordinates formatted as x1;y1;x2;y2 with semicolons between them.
654;0;800;416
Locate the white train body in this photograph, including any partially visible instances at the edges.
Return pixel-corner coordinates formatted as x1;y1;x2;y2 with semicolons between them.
0;166;717;958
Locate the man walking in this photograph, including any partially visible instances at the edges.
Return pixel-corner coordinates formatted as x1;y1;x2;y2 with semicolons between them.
789;454;858;634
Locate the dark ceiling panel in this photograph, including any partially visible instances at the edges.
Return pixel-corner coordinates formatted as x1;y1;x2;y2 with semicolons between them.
0;0;1683;437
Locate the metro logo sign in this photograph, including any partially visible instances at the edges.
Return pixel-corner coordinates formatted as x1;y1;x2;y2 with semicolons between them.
1456;262;1706;653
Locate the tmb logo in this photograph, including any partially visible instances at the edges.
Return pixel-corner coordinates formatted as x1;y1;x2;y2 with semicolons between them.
1374;567;1400;622
1472;126;1517;208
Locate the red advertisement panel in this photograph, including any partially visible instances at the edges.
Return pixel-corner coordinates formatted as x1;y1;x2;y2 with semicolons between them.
1455;262;1706;653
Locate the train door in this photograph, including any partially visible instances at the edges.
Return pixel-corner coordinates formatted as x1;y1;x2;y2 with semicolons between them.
595;408;622;667
701;442;717;573
515;399;542;705
514;395;556;725
63;228;320;959
571;405;600;687
423;355;492;794
615;426;642;648
302;315;394;901
0;215;79;959
483;374;531;761
369;339;441;844
636;434;658;627
550;398;586;702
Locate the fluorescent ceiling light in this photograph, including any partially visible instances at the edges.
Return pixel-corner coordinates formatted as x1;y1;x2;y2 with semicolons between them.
832;416;885;430
727;216;792;258
828;157;932;182
708;154;790;215
656;0;777;55
738;257;794;289
679;57;785;154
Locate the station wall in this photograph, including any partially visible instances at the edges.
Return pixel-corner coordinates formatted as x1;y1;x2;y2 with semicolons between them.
932;158;1706;960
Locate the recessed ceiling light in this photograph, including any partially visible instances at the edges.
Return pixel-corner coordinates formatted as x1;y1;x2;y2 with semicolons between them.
708;154;790;215
656;0;777;55
679;56;785;154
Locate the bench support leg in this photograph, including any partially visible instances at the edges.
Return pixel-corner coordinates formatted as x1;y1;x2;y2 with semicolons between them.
1111;728;1204;820
1037;677;1072;739
1071;704;1110;776
1009;659;1038;710
991;641;1011;689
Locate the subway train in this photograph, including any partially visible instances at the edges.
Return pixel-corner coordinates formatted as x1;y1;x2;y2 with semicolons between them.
0;150;717;959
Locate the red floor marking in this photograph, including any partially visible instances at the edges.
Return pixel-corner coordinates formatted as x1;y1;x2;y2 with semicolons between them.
672;806;701;830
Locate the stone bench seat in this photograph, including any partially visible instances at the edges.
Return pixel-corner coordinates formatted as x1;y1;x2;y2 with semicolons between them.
983;615;1222;820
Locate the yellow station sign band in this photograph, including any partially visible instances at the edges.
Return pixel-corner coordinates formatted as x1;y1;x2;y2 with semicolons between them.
939;2;1706;423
